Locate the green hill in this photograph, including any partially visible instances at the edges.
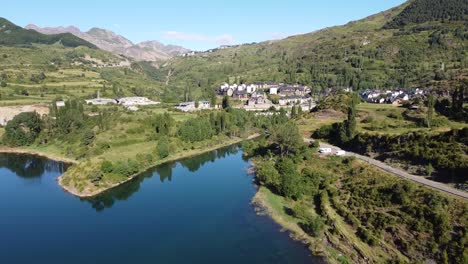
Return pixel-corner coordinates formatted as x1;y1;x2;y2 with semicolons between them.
385;0;468;28
0;17;96;48
153;0;467;101
0;18;165;106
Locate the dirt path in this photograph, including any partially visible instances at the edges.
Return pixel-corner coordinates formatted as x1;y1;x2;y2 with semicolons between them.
304;138;468;200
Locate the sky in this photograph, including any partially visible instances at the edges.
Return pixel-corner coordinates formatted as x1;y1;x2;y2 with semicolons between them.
2;0;407;50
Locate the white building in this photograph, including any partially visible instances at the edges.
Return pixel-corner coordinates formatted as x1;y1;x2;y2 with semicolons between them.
175;101;211;112
85;98;116;105
117;97;160;106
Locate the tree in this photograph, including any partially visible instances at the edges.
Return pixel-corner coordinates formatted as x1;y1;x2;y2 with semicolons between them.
256;160;282;192
101;160;114;173
426;94;435;128
222;95;231;109
270;121;303;156
342;92;358;142
210;89;217;108
81;129;95;146
291;106;297;118
277;158;303;199
153;113;174;136
426;163;434;177
4;112;42;146
54;99;84;135
195;100;199;109
157;136;170;158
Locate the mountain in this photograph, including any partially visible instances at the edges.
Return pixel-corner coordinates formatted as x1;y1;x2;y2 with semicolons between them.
0;18;95;48
25;24;190;61
153;0;468;101
385;0;468;28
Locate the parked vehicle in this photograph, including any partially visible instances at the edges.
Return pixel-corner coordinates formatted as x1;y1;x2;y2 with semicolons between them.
336;150;346;156
319;148;332;154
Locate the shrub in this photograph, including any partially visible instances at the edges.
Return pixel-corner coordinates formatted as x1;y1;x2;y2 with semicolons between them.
157;136;170;158
101;160;114;173
4;111;42;146
81;129;95;146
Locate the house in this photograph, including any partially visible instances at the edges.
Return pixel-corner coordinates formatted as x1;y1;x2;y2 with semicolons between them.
233;89;248;101
278;95;310;106
278;86;297;97
269;87;278;95
295;86;311;96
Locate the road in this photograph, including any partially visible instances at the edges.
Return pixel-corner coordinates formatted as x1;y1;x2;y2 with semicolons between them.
304;138;468;200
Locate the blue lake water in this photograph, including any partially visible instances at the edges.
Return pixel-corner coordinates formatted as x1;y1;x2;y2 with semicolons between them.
0;145;321;263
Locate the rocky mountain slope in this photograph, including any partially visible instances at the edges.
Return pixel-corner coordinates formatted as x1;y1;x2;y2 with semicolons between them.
25;24;190;61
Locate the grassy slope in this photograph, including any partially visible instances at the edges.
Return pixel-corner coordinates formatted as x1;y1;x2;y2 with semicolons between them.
0;45;164;105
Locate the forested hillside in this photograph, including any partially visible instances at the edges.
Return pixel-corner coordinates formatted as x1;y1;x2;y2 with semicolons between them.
0;18;96;48
153;0;467;101
385;0;468;28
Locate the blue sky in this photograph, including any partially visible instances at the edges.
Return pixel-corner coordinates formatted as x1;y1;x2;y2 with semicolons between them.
3;0;406;50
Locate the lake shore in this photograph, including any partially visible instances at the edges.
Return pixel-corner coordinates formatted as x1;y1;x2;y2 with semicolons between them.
0;147;78;164
58;133;261;198
251;187;329;262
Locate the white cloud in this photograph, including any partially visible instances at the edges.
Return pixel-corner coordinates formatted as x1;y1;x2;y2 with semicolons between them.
163;31;236;45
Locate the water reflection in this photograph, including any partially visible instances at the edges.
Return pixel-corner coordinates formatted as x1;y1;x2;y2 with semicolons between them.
85;144;242;211
0;153;68;178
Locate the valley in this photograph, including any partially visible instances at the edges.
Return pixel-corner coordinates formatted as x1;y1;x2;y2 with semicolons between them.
0;0;467;263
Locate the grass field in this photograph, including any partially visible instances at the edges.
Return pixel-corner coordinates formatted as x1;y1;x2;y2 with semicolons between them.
298;103;467;138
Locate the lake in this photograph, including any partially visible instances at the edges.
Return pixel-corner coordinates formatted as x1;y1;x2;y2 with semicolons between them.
0;145;321;264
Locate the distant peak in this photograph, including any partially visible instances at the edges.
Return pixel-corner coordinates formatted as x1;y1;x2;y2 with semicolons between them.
25;23;39;29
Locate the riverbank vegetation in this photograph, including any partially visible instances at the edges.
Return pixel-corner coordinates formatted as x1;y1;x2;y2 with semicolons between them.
246;121;468;263
0;99;276;196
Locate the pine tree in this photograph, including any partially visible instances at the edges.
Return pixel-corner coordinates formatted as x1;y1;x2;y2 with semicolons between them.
222;95;231;109
344;93;358;141
426;94;435;128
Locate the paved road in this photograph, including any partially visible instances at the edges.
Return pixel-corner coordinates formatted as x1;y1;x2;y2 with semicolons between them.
304;138;468;200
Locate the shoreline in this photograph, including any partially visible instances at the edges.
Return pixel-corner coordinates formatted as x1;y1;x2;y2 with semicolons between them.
0;147;78;164
251;187;328;261
58;133;262;198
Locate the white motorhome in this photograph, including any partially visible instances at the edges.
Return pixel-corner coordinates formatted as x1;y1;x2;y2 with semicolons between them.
319;148;332;154
335;150;346;156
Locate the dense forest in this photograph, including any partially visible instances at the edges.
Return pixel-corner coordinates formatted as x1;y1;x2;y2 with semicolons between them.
385;0;468;28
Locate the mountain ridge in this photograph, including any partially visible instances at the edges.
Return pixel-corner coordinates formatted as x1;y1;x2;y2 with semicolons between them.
25;24;190;61
0;18;96;48
154;0;467;101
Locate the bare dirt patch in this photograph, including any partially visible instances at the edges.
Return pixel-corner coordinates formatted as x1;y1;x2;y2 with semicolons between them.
0;104;49;126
